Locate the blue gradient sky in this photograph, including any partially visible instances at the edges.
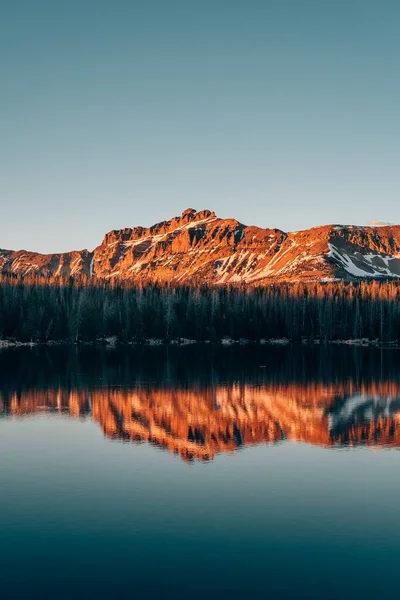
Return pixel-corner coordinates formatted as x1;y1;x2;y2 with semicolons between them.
1;0;399;253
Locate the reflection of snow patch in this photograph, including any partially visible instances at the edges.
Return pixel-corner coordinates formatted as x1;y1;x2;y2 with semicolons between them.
328;394;398;431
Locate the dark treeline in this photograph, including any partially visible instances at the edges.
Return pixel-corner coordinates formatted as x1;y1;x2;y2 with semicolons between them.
1;276;400;343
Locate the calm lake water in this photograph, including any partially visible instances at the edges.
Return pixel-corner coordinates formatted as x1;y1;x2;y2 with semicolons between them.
1;344;400;599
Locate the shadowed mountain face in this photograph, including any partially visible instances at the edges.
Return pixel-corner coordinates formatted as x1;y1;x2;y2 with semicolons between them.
1;345;400;461
2;208;400;282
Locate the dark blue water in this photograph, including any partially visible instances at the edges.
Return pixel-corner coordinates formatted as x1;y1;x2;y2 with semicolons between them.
1;345;400;599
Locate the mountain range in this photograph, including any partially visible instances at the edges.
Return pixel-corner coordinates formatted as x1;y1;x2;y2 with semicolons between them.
2;208;400;283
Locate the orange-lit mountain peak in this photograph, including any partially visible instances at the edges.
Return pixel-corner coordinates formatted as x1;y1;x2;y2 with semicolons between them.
1;209;400;283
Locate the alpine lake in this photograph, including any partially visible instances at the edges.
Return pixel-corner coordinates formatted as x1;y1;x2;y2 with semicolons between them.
1;343;400;599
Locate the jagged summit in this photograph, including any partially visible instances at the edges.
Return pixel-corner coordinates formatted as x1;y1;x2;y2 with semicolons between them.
181;207;215;220
101;208;217;246
1;209;400;283
182;207;196;216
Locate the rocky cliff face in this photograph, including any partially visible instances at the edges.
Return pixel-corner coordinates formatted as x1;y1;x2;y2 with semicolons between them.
1;381;400;461
0;248;92;278
2;208;400;283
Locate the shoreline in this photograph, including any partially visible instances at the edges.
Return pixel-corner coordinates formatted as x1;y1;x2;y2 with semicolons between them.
1;337;399;349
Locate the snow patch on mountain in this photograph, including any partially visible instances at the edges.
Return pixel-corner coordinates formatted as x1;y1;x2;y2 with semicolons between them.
328;244;400;278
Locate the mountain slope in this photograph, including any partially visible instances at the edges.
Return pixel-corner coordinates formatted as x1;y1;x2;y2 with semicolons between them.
2;208;400;283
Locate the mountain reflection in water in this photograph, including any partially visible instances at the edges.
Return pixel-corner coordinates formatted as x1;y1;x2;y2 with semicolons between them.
1;345;400;461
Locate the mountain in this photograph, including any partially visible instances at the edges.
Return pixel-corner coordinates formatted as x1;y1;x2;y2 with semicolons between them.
2;380;400;461
2;208;400;283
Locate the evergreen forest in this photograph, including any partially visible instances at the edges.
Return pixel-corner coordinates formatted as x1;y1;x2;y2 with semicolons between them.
1;276;400;344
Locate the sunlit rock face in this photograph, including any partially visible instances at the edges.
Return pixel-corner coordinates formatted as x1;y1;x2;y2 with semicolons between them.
0;249;92;278
1;209;400;282
2;381;400;461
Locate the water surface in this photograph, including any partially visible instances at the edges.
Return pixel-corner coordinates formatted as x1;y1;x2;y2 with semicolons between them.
1;345;400;599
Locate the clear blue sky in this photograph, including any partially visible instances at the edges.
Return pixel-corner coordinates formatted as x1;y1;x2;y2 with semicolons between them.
1;0;399;253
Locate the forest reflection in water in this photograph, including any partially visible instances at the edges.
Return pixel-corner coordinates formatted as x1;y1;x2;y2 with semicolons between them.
1;344;400;461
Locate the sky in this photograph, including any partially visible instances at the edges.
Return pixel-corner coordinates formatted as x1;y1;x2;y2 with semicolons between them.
1;0;399;253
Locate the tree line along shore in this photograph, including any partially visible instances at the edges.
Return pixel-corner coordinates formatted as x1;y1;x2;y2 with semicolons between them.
0;276;399;344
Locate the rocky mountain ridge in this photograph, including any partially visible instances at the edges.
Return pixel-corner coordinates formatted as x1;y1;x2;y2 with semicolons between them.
2;208;400;283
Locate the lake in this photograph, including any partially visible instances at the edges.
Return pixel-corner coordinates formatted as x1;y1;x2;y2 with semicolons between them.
1;344;400;599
